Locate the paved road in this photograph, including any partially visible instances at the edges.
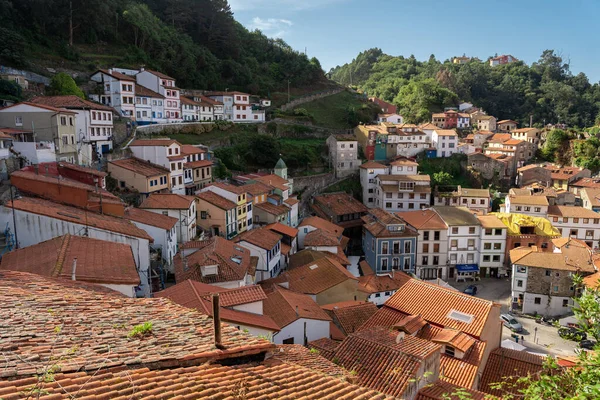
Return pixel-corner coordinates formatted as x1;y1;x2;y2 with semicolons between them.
451;278;578;357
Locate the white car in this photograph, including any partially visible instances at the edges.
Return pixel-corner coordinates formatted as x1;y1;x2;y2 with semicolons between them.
501;314;523;332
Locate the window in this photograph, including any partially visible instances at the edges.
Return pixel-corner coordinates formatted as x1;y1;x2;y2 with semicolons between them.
553;286;559;293
534;207;541;212
423;231;430;240
574;218;580;223
381;259;388;271
494;229;502;236
492;255;500;262
382;242;388;255
485;229;492;235
586;230;594;237
484;243;492;250
404;241;411;253
570;229;578;236
60;116;67;125
450;240;458;248
493;243;502;250
15;116;23;126
517;279;523;288
422;243;429;253
434;231;440;240
451;227;458;234
467;239;475;247
553;217;558;222
562;299;569;307
545;270;551;276
422;256;429;265
445;346;455;357
433;243;439;252
534;297;541;305
483;255;490;262
385;202;392;208
584;218;589;224
516;206;522;211
469;227;475;234
517;266;526;273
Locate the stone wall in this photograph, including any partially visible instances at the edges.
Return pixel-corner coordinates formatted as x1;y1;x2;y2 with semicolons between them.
136;122;221;136
280;88;345;112
292;172;337;217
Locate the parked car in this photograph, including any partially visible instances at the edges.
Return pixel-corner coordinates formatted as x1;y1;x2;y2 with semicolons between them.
463;285;478;295
558;326;587;342
579;339;596;350
501;314;523;332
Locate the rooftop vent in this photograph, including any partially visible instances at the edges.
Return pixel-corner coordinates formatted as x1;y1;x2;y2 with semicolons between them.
447;310;474;324
309;264;319;270
230;256;242;264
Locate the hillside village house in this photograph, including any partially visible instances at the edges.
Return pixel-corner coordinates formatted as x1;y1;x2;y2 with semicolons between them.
90;69;136;118
504;194;549;217
235;227;282;282
139;193;197;243
297;216;344;250
200;182;252;234
181;144;212;193
362;208;418;274
136;68;182;122
0;234;140;297
108;157;170;200
431;110;458;129
434;187;491;214
511;128;541;148
581;187;600;212
484;135;534;169
359;160;389;208
206;91;265;122
547;205;600;249
266;223;298;268
156;281;280;339
0;196;153;296
544;164;591;191
173;236;256;288
432;129;458;157
398;209;449;280
0;102;78;163
196;191;238;239
477;215;508;278
517;164;552;187
490;54;519;66
30;96;115;164
510;238;595;316
435;206;482;281
181;97;201;121
568;176;600;196
123;207;178;269
326;134;359;178
497;119;518;132
474;115;497;131
369;97;397;114
374;169;431;212
134;84;166;124
377;113;403;124
128;139;186;194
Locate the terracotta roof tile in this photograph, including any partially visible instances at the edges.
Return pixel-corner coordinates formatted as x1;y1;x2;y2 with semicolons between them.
31;95;114;111
254;174;290;191
289;249;348;269
304;228;340;246
548;205;600;218
255;201;289;216
0;100;77;114
0;270;273;380
384;279;497;338
140;193;195;209
165;280;267;307
509;195;549;206
393;314;428;335
242;182;273;196
11;170;118;201
7;197;152;241
479;347;545;397
323;301;379;335
134;83;164;98
265;222;298;238
357;270;412;294
417;380;490;400
174;237;252;285
0;234;139;285
235;227;281;250
308;337;341;359
109;157;170;177
262;286;331;328
206;181;248;195
58;162;107;177
96;68;137;82
313;192;369;216
431;328;476;353
299;216;344;236
271;344;348;377
359;161;388;169
196;191;236;210
362;208;419;238
184;160;213;169
129;138;181;147
261;256;357;295
124;207;178;230
181;144;207;155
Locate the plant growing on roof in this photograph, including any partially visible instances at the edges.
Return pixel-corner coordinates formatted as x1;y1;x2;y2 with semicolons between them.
127;321;153;338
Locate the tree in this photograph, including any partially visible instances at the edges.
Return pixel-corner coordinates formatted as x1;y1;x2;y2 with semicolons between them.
432;171;453;186
47;73;85;98
0;78;22;101
541;129;569;161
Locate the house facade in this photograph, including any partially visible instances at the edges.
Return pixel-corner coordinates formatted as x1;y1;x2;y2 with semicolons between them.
136;69;182;122
326;134;359;178
129;139;186;194
235;227;282;282
108;157;170;200
359;161;389;208
90;69;136;118
477;215;508;278
547;205;600;249
139;193;197;243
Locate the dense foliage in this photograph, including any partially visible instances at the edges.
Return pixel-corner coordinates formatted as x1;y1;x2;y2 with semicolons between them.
330;49;600;127
0;0;325;94
47;73;85;98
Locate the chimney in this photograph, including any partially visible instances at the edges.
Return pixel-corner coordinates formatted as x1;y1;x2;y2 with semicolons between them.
71;257;77;281
295;305;299;317
212;293;225;349
33;164;39;175
108;68;113;74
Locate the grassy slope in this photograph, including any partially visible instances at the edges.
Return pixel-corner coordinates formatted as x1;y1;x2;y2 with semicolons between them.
295;91;368;129
417;154;471;187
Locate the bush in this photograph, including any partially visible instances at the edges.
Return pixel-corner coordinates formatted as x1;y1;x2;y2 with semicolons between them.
294;108;310;116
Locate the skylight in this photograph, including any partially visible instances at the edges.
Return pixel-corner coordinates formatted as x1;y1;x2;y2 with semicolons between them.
309;264;319;270
231;256;242;264
447;310;474;324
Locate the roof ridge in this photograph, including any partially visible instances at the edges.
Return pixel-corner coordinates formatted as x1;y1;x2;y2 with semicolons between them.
52;234;71;277
350;329;427;362
410;279;494;306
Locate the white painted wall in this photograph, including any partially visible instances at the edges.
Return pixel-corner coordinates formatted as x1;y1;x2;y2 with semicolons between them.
143;206;196;244
232;301;263;314
101;283;137;297
272;318;329;345
127;220;177;270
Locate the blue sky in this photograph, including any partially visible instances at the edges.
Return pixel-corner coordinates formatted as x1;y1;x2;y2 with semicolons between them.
230;0;600;82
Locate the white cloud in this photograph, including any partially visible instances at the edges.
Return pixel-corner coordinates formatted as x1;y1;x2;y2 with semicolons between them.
230;0;346;12
249;17;293;37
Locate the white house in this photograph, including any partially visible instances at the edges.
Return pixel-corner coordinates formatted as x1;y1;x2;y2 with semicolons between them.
374;172;431;212
297;216;344;250
124;207;178;271
0;196;153;297
235;227;282;282
129;138;185;194
433;187;491;214
377;113;403;124
181;97;200;121
136;68;182;122
504;194;549;217
432;129;458;158
90;69;136;118
135;84;166;124
547;205;600;249
206;92;234;121
457;113;470;129
477;215;508;278
263;286;331;345
139;193;197;243
359;161;389;208
434;206;482;281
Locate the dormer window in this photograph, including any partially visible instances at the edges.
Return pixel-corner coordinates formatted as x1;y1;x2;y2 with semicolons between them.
445;345;455;357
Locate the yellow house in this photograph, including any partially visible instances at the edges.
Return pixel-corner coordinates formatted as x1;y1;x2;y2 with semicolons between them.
196;191;238;239
108;157;170;200
200;182;251;234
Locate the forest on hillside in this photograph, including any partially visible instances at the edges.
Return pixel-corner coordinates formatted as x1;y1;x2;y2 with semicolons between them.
329;48;600;128
0;0;325;94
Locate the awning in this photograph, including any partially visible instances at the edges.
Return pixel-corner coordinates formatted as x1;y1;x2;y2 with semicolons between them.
456;264;479;272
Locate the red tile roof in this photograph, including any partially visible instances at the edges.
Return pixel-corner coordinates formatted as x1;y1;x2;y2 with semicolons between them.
7;197;152;240
431;328;476;353
308;337;341;359
235;227;282;250
184;159;213;169
359;161;388;169
397;209;449;230
242;181;273;196
0;270;274;380
254;173;290;191
272;344;348;377
140;193;195;209
208;181;248;195
0;360;391;400
313;192;369;216
266;222;298;238
134;83;164;98
129;138;181;147
11;170;118;201
331;327;441;397
109;157;170;177
164;280;267;307
174;237;253;285
255;201;289;216
124;206;178;230
96;68;137;82
385;279;498;338
181;144;206;155
479;347;545;397
417;380;490;400
0;100;77;114
289;249;348;269
262;286;331;328
357;269;412;294
31;95;114;111
58;161;107;177
393;314;428;335
323;301;379;335
196;190;236;210
304;228;340;246
0;234;139;285
142;68;176;80
362;208;418;238
261;256;357;295
299;216;344;236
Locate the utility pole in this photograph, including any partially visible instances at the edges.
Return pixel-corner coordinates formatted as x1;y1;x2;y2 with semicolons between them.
529;115;533;128
10;185;18;249
287;80;291;103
